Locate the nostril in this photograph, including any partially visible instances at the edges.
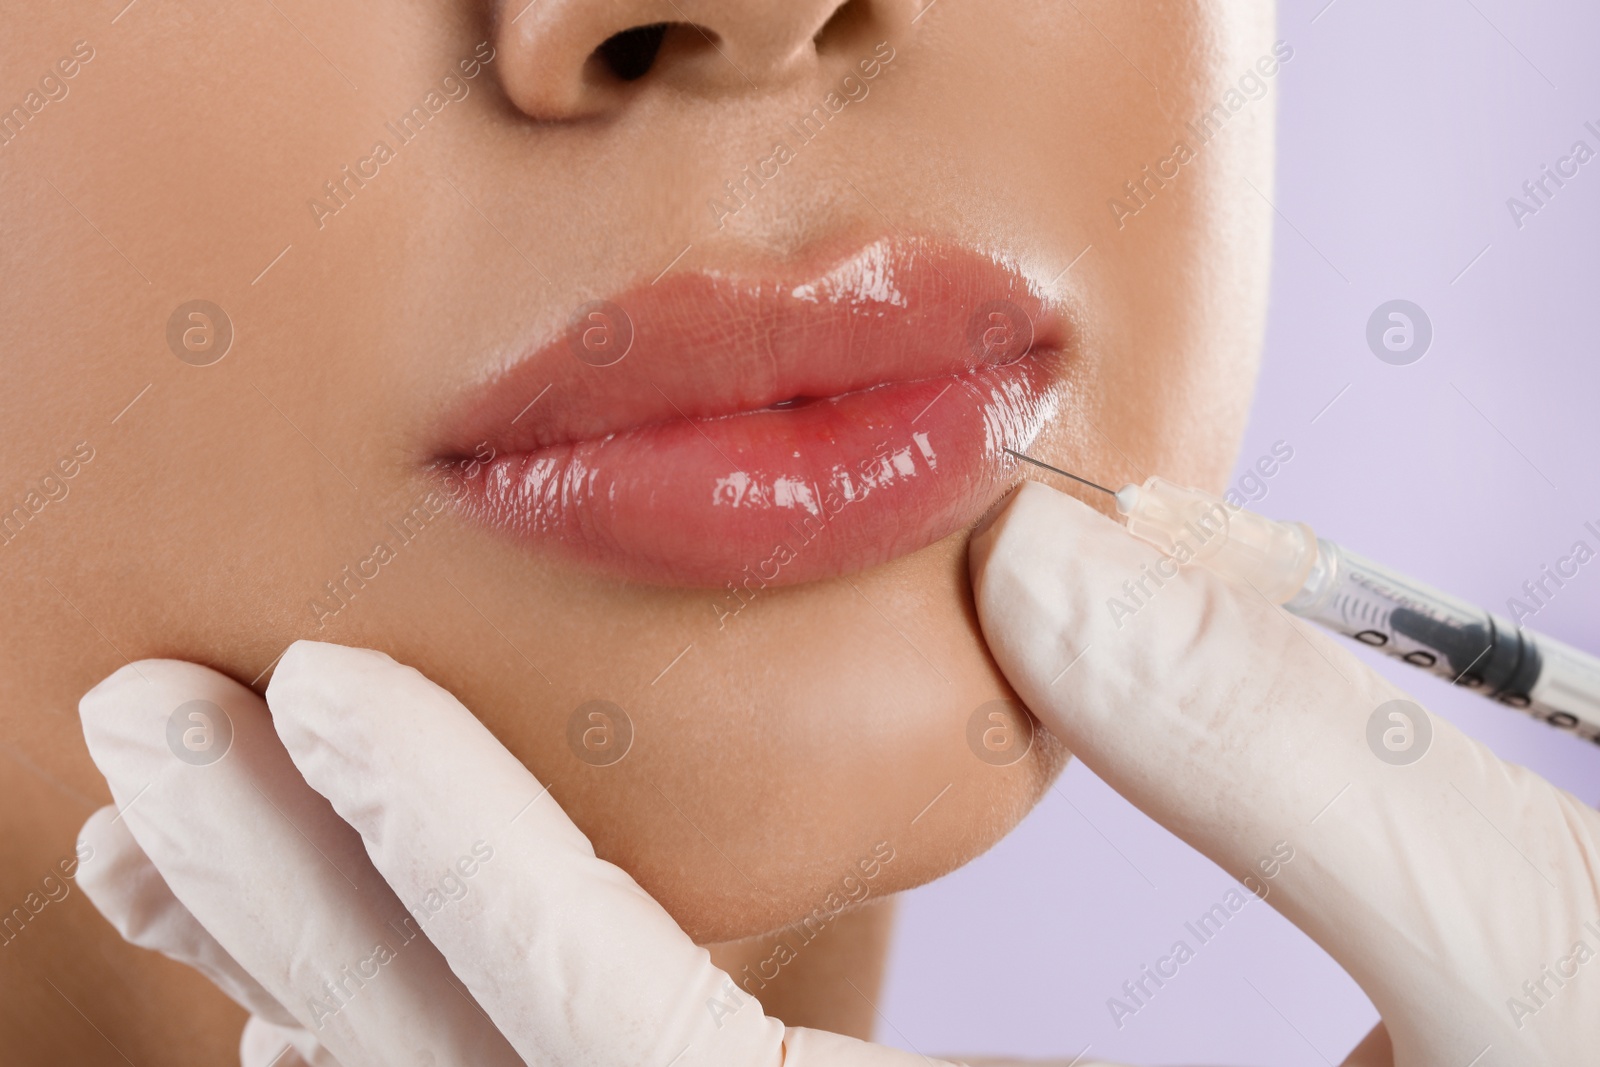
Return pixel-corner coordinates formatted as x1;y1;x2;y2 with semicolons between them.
505;2;877;122
812;0;872;53
593;23;670;82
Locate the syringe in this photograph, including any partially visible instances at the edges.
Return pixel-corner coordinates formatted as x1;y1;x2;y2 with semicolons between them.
1005;450;1600;744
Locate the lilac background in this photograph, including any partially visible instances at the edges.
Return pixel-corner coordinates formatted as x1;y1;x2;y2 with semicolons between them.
880;1;1600;1062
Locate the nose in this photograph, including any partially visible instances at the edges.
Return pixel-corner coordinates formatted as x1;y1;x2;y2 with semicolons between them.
495;0;902;121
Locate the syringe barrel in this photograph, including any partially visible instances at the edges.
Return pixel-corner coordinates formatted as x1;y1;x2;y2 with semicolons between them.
1531;638;1600;735
1285;539;1600;743
1116;475;1600;742
1118;477;1318;604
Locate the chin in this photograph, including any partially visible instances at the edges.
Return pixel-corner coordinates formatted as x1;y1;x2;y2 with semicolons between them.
469;532;1074;946
635;722;1071;946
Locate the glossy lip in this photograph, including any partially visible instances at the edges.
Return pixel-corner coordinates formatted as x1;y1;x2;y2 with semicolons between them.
436;237;1070;588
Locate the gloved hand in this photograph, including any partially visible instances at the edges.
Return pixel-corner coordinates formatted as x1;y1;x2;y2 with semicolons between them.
78;643;1103;1067
968;481;1600;1066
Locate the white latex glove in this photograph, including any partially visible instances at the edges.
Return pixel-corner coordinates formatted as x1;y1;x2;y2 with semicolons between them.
80;643;1113;1066
968;481;1600;1066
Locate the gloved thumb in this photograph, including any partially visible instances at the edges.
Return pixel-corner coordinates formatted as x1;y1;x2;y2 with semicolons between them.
969;480;1600;1066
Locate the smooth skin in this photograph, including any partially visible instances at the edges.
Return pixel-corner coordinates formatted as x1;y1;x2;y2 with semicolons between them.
0;1;1274;1061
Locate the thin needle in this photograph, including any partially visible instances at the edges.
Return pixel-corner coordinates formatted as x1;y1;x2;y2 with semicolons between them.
1003;448;1117;497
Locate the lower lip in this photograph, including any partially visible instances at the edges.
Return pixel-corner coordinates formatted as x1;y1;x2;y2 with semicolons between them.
456;354;1061;588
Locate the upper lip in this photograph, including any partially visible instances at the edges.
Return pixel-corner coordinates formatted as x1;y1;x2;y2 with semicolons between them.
439;236;1066;459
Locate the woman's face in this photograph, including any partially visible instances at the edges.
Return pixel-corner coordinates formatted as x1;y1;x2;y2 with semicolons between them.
4;0;1273;943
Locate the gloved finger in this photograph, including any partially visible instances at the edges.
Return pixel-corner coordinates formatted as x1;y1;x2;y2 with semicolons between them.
241;1015;341;1067
78;804;344;1067
969;482;1600;1065
78;660;523;1067
266;641;947;1067
75;805;299;1028
265;640;784;1066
